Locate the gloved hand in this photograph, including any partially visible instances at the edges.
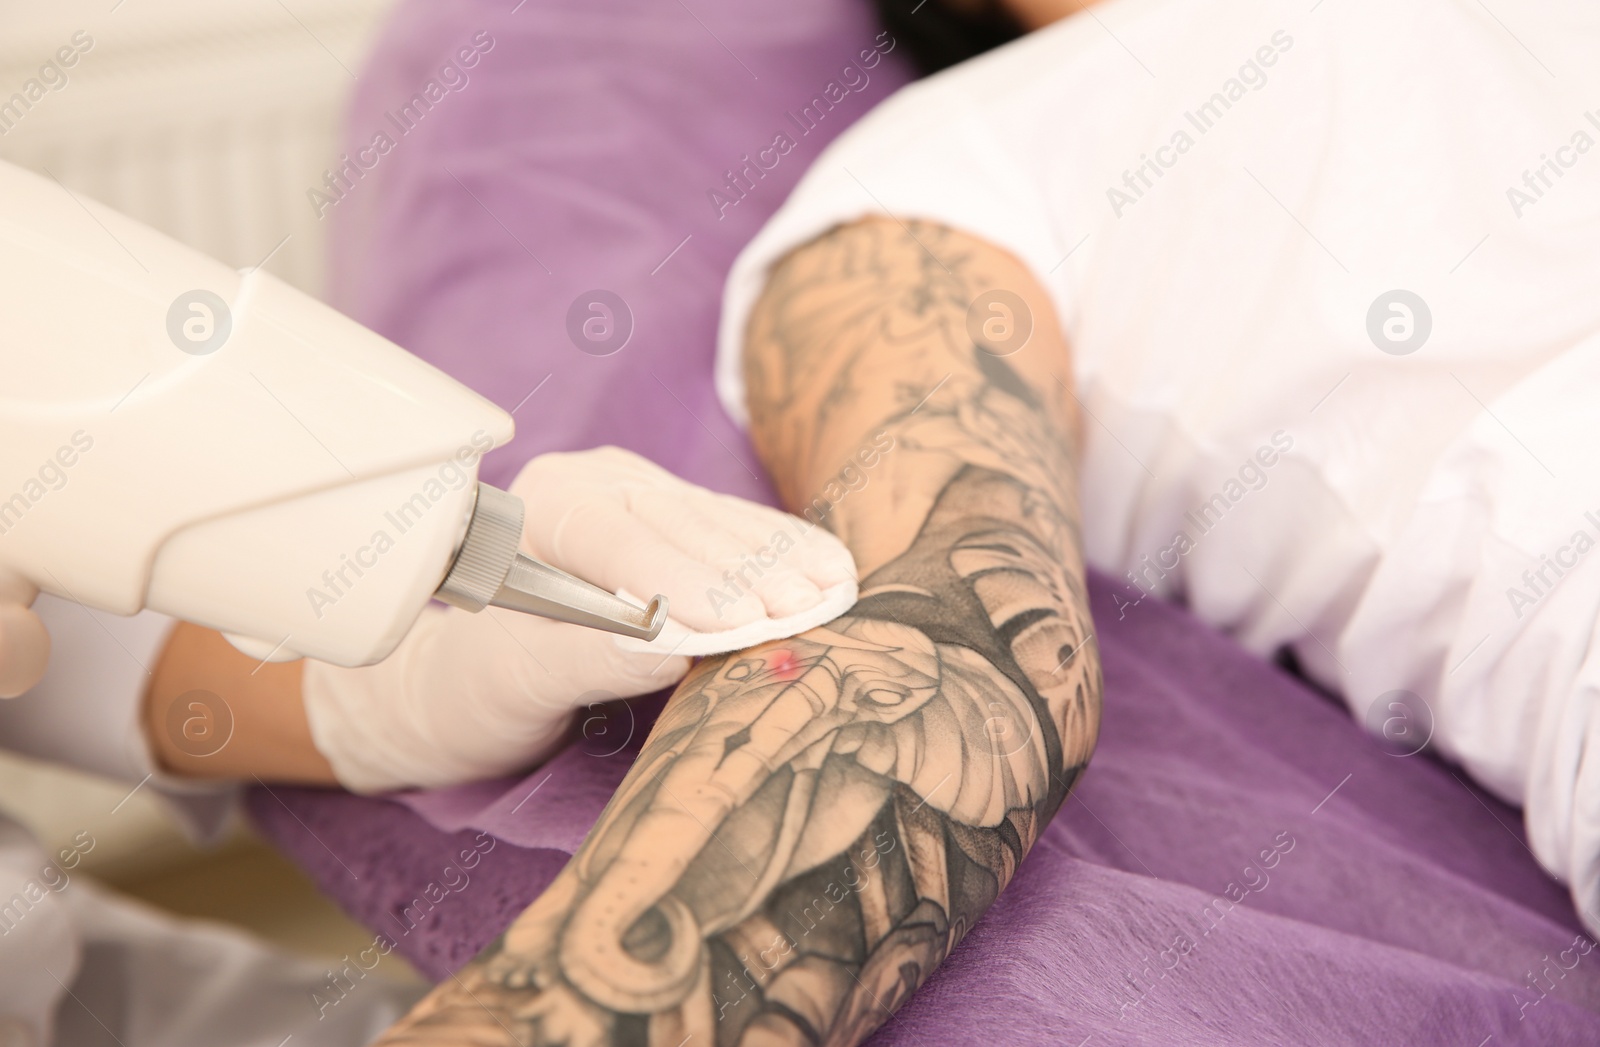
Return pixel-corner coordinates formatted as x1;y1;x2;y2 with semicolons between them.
0;570;49;698
514;445;856;629
302;447;856;793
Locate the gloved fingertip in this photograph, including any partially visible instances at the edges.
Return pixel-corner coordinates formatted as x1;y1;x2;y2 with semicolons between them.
796;528;858;584
758;575;826;619
809;552;859;588
629;653;691;688
678;587;768;631
658;654;692;678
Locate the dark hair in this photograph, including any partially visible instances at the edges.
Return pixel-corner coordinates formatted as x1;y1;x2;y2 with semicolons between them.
873;0;1025;76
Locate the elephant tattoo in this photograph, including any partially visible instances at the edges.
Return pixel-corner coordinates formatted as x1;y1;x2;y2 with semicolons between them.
392;466;1100;1047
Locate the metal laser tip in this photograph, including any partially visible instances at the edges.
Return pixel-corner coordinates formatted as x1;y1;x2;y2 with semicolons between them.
434;482;669;641
491;553;669;642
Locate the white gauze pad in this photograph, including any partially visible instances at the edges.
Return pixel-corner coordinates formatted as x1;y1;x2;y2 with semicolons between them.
614;580;858;657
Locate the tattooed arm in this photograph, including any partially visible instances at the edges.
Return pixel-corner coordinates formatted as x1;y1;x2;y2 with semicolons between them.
377;217;1101;1046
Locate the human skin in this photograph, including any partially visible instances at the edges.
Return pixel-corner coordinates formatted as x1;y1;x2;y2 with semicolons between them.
948;0;1103;31
373;216;1103;1046
1003;0;1102;29
136;0;1101;797
145;621;336;783
131;0;1107;826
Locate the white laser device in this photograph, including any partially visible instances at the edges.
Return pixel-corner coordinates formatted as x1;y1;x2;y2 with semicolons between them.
0;160;665;667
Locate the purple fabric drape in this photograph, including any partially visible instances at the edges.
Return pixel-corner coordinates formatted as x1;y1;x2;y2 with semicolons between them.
250;1;1600;1042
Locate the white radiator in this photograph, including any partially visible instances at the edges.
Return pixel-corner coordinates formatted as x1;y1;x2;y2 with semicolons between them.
0;0;397;297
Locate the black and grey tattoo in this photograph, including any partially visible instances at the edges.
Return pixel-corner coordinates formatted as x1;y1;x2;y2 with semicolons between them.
377;219;1101;1047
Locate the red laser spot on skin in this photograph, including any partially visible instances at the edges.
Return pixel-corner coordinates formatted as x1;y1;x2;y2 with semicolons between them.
767;648;804;681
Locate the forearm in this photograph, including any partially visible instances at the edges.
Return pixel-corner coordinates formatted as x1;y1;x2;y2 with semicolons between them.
144;623;334;784
379;217;1101;1045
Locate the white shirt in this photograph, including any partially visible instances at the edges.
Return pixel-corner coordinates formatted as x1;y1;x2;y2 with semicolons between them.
718;0;1600;930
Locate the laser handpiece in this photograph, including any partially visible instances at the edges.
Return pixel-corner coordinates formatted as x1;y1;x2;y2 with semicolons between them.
0;158;665;666
436;484;667;641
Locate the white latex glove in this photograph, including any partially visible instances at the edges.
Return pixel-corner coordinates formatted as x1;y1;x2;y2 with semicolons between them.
514;446;856;630
303;447;856;793
0;570;49;698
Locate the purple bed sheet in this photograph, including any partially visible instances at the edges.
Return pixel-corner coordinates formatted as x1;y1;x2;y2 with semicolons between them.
249;0;1600;1042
